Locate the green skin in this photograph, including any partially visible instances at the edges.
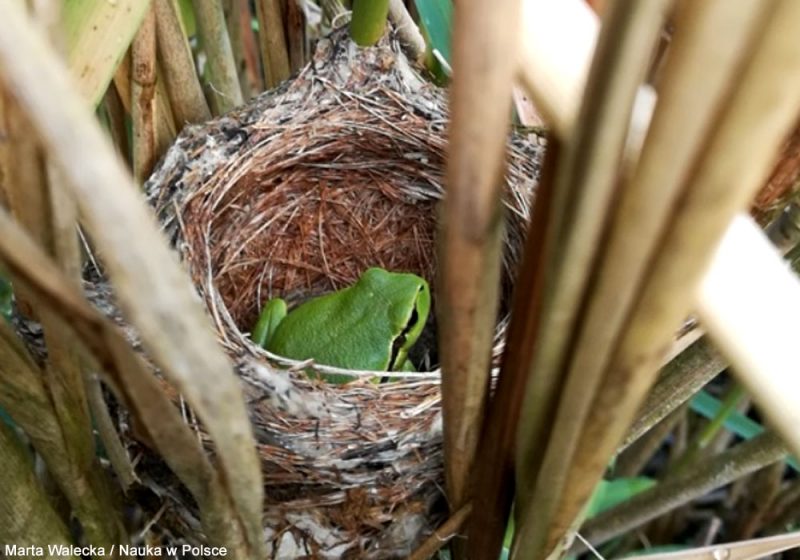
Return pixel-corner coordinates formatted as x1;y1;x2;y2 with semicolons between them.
252;268;431;383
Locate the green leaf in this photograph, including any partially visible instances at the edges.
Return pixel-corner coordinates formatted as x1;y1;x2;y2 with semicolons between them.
585;477;656;519
690;390;798;471
62;0;152;106
415;0;453;64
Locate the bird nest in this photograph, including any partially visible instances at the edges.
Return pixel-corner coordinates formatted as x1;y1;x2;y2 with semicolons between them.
136;31;543;557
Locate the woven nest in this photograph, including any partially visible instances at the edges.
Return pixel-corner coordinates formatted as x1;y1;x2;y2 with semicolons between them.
135;30;544;557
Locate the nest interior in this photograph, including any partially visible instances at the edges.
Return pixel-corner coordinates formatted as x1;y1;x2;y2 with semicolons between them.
141;30;544;558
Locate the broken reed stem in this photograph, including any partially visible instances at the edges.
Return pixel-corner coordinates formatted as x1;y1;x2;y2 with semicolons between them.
131;6;157;183
579;432;788;549
191;0;243;113
154;0;211;126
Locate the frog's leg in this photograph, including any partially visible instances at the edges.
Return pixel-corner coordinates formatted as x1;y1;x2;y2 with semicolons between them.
252;298;287;347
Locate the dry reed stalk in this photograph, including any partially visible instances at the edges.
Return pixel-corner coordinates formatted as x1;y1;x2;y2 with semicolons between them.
154;0;211;126
467;138;560;559
132;6;158;183
439;0;521;524
512;3;671;557
284;0;308;73
622;338;725;450
560;0;800;554
0;4;264;556
254;0;291;88
0;88;124;546
191;0;243;113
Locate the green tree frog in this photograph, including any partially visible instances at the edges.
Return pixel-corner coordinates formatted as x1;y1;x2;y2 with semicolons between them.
252;268;431;383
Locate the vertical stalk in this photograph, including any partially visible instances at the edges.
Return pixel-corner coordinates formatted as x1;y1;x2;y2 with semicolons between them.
154;0;211;126
191;0;243;113
439;1;521;556
350;0;390;46
131;5;157;183
254;0;290;88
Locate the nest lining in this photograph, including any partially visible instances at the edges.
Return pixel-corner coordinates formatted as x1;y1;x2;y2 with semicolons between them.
136;30;544;557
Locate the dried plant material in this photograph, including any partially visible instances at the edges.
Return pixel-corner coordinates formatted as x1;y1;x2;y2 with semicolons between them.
752;119;800;226
565;0;800;554
468;137;560;559
0;4;264;556
513;2;671;558
0;207;251;554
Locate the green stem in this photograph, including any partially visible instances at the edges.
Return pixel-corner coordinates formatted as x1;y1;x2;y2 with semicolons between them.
350;0;390;46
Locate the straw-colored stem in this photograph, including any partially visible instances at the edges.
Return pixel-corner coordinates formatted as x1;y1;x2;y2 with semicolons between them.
350;0;390;46
408;504;472;560
513;2;670;557
0;90;124;548
467;139;560;559
191;0;243;113
562;1;800;554
439;0;520;524
254;0;290;88
132;5;157;183
516;0;597;137
154;0;211;126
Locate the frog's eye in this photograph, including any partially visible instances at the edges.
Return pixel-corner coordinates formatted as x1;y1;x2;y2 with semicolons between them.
388;305;421;368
